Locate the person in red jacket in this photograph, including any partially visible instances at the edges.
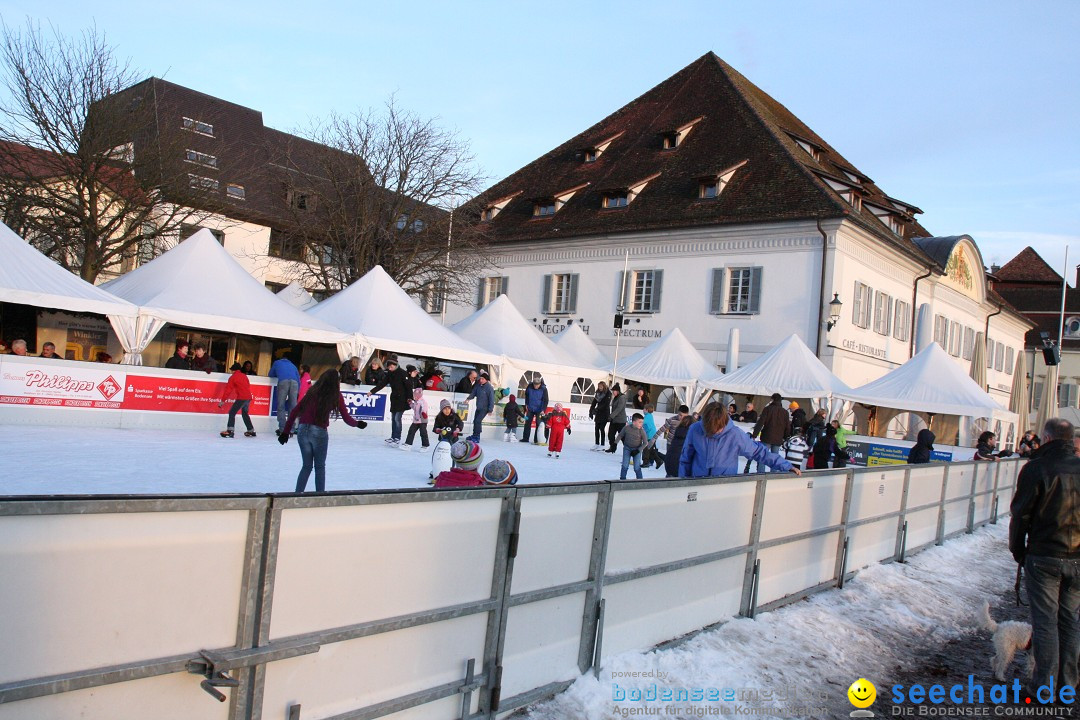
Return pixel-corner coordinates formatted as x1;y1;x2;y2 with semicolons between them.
543;403;572;458
218;362;256;438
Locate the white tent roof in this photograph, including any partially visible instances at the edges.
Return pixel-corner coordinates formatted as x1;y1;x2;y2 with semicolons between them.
834;342;1008;417
702;334;851;398
276;281;319;310
306;265;500;365
608;328;724;386
0;221;136;318
101;229;349;344
551;323;610;370
450;295;600;375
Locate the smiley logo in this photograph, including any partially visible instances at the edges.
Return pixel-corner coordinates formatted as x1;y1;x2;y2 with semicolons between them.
847;678;876;709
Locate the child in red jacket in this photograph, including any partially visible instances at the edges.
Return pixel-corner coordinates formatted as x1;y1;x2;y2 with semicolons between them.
434;440;485;487
542;403;571;458
218;362;256;438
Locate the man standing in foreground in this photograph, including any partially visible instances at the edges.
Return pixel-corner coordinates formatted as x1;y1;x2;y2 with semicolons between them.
269;355;301;437
1009;418;1080;695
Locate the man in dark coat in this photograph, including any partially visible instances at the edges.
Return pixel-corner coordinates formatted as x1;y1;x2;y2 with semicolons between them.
606;384;628;453
465;371;495;442
340;356;362;385
455;370;478;395
1009;418;1080;695
738;401;758;424
753;394;791;453
367;356;412;445
907;429;935;464
521;376;549;445
789;402;807;434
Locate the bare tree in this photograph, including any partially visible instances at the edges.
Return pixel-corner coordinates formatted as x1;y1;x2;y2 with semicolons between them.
269;98;490;302
0;20;221;281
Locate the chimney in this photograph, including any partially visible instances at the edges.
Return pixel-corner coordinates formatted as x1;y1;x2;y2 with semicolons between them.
990;263;1001;275
1075;264;1079;288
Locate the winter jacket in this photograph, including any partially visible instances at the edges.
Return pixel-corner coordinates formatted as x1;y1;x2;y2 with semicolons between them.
190;354;219;374
455;376;476;394
834;425;851;449
503;400;525;428
811;428;843;469
434;468;484;488
609;392;628;425
282;393;362;434
739;409;758;423
164;352;189;370
790;407;807;433
369;367;413;413
680;422;792;478
643;413;657;440
1010;440;1080;562
805;415;827;449
631;391;649;410
364;366;387;386
524;382;549;414
907;429;935;464
298;372;312;401
661;415;684;440
590;389;611;423
409;389;428;425
269;358;300;383
616;423;648;450
752;400;790;446
424;374;445;392
665;422;691;477
542;409;571;434
339;361;361;385
221;370;253;402
467;380;496;416
433;409;464;440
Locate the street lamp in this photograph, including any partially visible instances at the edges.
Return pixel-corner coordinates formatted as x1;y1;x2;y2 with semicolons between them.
826;293;842;331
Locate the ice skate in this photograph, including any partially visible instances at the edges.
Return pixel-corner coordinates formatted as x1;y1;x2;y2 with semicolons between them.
399;442;411;451
220;429;234;438
417;444;429;452
244;431;256;438
555;453;561;459
547;451;552;457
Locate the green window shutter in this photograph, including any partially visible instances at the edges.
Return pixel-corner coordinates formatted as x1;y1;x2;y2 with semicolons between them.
652;269;664;312
542;274;552;314
749;267;762;313
501;276;509;297
710;268;724;313
568;274;579;313
476;278;485;309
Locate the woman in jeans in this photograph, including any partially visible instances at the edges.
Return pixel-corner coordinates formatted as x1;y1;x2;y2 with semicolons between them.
280;369;367;492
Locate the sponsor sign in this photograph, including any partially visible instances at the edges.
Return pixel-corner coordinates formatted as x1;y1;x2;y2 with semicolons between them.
0;363;127;409
123;375;271;415
845;440;952;466
341;389;387;422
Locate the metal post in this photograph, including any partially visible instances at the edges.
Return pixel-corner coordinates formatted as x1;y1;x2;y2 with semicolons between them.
936;464;950;545
592;599;607;679
460;658;476;720
833;469;855;585
895;467;911;562
579;486;614;673
740;477;768;616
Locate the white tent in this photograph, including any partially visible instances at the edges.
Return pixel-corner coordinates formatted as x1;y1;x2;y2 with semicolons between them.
102;229;355;363
608;328;724;407
702;334;850;399
306;265;500;367
550;323;610;370
276;281;319;310
450;295;601;376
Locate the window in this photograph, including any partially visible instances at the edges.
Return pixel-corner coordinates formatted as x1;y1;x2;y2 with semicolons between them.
619;269;663;314
1005;347;1015;375
933;314;948;347
395;215;425;232
840;190;862;211
602;175;657;210
711;267;762;314
570;377;596;404
290;192;313;211
184;149;217;168
533;201;556;217
188;174;219;191
581;133;621;163
480;192;520;222
180;224;224;244
872;291;892;336
659;117;701;150
892;300;911;342
182;117;214;137
226;184;245;200
584;149;598;162
477;276;508;309
853;282;873;329
269;228;305;262
963;327;976;360
793;137;820;162
661;132;679;150
1034;382;1044;411
698;161;746;200
138;223;156;266
603;192;628;209
1060;383;1079;409
542;273;578;314
420;281;445;314
264;281;287;294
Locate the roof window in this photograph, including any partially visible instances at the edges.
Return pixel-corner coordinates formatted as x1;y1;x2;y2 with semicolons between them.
698;160;747;200
582;132;623;163
533;183;589;217
602;174;658;209
660;116;703;150
480;191;522;222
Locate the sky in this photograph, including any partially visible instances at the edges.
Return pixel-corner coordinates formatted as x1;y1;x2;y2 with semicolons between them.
5;1;1079;283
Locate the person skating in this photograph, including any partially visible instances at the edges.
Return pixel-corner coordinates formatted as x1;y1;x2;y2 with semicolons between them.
589;381;612;450
217;362;256;438
433;399;464;443
664;413;694;478
749;393;791;473
366;356;412;446
402;387;430;451
641;404;664;468
606;384;628;453
616;413;648;479
298;365;312;402
681;403;797;478
521;376;549;445
268;355;301;437
789;401;806;434
465;370;495;442
503;394;525;442
279;369;368;493
542;403;571;458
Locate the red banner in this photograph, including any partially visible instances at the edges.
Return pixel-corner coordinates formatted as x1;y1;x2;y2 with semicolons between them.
121;375;272;415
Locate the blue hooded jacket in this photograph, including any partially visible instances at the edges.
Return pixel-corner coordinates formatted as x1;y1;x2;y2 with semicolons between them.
467;379;496;415
524;381;549;413
679;421;792;478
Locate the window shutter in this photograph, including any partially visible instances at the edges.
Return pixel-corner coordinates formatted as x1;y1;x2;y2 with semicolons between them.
710;268;724;313
542;274;552;314
568;274;579;313
852;282;862;326
501;276;509;297
749;267;763;313
476;278;485;309
652;270;663;312
886;297;893;335
617;271;627;309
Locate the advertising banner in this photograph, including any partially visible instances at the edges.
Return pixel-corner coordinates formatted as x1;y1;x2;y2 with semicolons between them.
340;389;387;422
123;375;271;415
0;362;126;409
845;440;952;466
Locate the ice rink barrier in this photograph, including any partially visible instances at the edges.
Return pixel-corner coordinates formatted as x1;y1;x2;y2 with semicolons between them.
0;458;1023;719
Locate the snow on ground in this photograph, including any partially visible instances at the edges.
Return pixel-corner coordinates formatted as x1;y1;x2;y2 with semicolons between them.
521;522;1015;720
0;423;667;495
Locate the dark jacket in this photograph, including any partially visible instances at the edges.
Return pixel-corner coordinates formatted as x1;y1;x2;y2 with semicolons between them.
631;391;649;410
433;409;464;440
609;392;628;426
590;389;612;423
665;422;691;477
164;352;189;370
455;375;476;394
370;367;413;413
739;409;758;424
467;380;496;416
790;408;807;432
364;366;387;386
340;361;362;385
1010;440;1080;562
524;382;549;414
907;429;935;464
190;354;219;374
503;400;525;428
753;400;791;446
805;415;827;449
811;428;838;469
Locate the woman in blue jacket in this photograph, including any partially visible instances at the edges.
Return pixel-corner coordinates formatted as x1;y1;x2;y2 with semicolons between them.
680;403;800;478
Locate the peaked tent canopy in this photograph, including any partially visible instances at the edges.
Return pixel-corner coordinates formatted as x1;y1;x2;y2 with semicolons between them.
450;295;600;376
701;334;850;398
102;229;354;363
608;328;723;407
0;221;136;319
550;323;610;370
276;281;319;311
834;342;1007;418
306;265;500;366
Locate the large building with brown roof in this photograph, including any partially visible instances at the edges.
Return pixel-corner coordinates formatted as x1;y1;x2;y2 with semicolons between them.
445;52;1031;419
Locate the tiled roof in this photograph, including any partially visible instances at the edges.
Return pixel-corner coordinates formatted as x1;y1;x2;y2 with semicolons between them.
995;247;1063;285
471;52;934;261
994;285;1079;314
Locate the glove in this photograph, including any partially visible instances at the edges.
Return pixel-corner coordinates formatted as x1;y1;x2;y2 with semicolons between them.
567;427;571;435
356;420;368;429
277;432;289;446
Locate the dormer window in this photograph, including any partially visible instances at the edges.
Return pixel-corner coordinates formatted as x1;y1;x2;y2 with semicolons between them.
842;170;862;184
660;117;703;150
789;133;823;162
698;160;747;200
480;191;522;222
532;183;588;218
581;132;623;163
866;201;905;236
534;201;556;217
584;149;598;162
603;192;628;209
840;190;862;211
661;132;679;150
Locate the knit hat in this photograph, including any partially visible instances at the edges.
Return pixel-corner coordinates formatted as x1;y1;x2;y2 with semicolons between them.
440;399;452;411
789;401;800;410
479;371;490;379
450;440;483;470
385;355;399;367
406;364;417;373
482;459;518;486
413;387;423;398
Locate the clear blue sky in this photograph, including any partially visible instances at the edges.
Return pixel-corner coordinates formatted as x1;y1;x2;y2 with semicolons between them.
7;1;1079;282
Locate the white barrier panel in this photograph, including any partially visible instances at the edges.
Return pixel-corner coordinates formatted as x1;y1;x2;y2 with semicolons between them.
847;519;899;571
501;593;589;699
905;507;940;550
512;491;598;594
997;460;1021;509
946;464;975;501
756;532;841;606
848;468;906;524
759;472;845;543
260;614;488;720
606;483;756;573
942;499;970;536
0;672;229;720
270;499;504;639
601;555;747;661
906;466;946;508
0;509;250;684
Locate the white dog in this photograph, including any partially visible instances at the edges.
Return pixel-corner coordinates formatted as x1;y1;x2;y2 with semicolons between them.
981;601;1034;681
